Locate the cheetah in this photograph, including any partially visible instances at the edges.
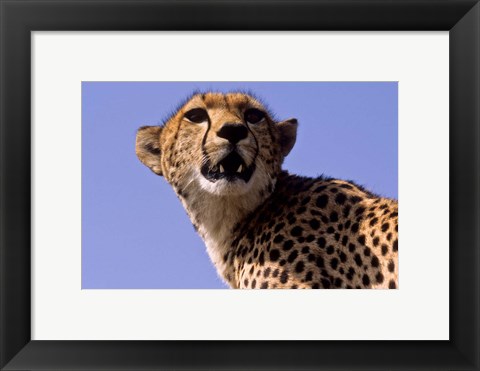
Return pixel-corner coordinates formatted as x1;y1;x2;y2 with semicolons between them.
136;92;398;289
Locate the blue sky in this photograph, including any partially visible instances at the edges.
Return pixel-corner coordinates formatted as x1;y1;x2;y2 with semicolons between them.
82;82;398;289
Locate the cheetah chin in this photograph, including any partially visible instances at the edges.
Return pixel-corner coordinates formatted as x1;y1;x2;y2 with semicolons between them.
200;151;255;183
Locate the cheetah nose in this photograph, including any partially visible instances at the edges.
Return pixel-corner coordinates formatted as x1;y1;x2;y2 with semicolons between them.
217;124;248;144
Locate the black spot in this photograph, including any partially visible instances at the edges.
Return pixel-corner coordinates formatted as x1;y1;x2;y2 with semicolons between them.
301;196;311;205
296;206;307;214
341;235;349;246
389;280;396;289
393;239;398;252
274;222;285;233
350;196;362;203
269;249;280;262
251;279;256;289
334;233;340;241
355;207;366;216
388;260;395;272
287;250;298;263
362;274;370;286
308;254;316;262
309;219;320;230
381;244;388;255
291;285;298;289
381;223;390;232
326;246;334;255
244;279;249;286
279;259;286;266
291;226;303;237
330;211;339;222
330;187;338;193
306;235;315;242
339;251;347;263
340;184;353;190
370;217;378;226
260;282;268;289
295;261;305;273
305;271;313;281
334;277;343;287
371;256;379;268
316;195;329;208
375;272;384;284
259;252;265;266
330;258;339;270
301;246;310;254
364;247;371;257
348;243;356;252
327;226;335;234
343;205;351;218
321;278;331;288
346;267;354;281
335;193;347;205
316;256;325;268
314;185;327;193
264;267;271;278
312;283;320;289
354;254;363;266
357;235;366;245
351;223;359;233
280;271;289;284
387;233;392;241
249;266;255;275
253;248;259;258
283;240;294;251
273;234;284;244
272;269;279;278
373;237;379;247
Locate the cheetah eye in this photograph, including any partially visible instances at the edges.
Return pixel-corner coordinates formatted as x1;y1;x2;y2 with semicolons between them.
184;108;209;124
244;108;266;124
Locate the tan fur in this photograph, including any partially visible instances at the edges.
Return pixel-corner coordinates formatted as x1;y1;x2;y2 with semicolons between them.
136;92;398;289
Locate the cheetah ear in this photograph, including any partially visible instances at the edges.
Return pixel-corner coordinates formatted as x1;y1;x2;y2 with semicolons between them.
136;126;163;176
277;118;298;157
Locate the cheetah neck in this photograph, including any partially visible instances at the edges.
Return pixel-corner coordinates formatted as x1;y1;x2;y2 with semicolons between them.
177;182;270;285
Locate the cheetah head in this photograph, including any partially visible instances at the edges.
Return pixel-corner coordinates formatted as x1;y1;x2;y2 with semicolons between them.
136;92;297;197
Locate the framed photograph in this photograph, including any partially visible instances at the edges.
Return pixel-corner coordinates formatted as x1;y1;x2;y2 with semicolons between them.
1;0;479;370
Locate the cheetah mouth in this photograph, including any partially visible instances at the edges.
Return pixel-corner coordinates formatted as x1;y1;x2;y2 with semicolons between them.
201;151;255;183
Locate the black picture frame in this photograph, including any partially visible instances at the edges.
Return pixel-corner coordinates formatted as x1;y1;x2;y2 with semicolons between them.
1;0;479;370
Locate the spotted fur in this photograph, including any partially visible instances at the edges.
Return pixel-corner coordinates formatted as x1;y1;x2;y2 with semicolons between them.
136;92;398;289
